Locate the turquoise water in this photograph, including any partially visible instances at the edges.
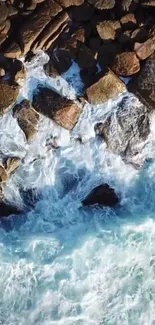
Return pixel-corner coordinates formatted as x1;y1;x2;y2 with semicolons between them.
0;52;155;325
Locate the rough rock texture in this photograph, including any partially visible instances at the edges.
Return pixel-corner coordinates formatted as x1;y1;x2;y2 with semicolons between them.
86;69;126;105
95;94;150;157
55;0;84;7
0;201;21;217
0;80;20;115
14;100;39;141
111;52;140;76
31;11;69;51
120;13;137;29
141;1;155;7
121;0;139;12
98;42;122;67
82;184;119;207
134;36;155;60
96;21;121;41
129;52;155;110
0;2;8;24
69;3;94;22
5;157;22;175
0;166;8;183
87;0;115;10
5;0;62;57
32;87;81;130
77;43;96;69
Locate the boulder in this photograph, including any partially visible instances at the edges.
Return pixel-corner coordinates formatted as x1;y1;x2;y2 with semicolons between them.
0;2;8;25
14;99;39;141
87;0;115;10
0;80;20;116
4;0;62;57
120;13;137;30
118;27;148;46
95;94;150;157
0;165;8;183
141;1;155;7
0;19;11;46
55;0;84;7
77;43;96;69
31;11;69;52
86;69;126;105
98;42;122;67
134;35;155;60
69;3;94;21
5;157;22;175
82;184;119;207
111;52;140;76
120;0;139;12
96;20;121;41
32;87;81;130
0;201;21;217
128;52;155;110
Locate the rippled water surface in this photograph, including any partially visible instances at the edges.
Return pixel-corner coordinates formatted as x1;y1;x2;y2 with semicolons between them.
0;52;155;325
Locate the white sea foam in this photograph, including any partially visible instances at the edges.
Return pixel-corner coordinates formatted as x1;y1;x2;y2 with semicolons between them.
0;51;155;324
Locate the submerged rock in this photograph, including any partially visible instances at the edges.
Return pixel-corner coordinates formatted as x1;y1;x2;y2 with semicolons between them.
95;94;150;157
82;184;119;207
0;80;20;116
86;69;126;105
0;201;21;218
32;87;81;130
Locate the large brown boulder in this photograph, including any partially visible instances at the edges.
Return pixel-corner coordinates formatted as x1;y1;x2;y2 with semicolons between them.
69;3;94;22
4;0;62;58
134;35;155;60
96;20;121;41
0;80;20;116
111;52;140;76
82;184;119;207
95;94;150;157
5;157;22;175
128;52;155;110
0;166;8;183
86;69;126;105
0;2;8;24
56;0;84;7
120;0;139;12
141;1;155;7
32;87;81;130
87;0;115;10
14;100;39;141
31;11;69;52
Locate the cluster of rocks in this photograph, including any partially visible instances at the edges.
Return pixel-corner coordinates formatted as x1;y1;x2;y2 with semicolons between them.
1;0;155;214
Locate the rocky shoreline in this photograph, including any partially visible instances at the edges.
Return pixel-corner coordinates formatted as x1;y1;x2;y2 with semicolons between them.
0;0;155;216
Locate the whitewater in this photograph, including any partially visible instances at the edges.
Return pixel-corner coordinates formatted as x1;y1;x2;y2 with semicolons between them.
0;51;155;325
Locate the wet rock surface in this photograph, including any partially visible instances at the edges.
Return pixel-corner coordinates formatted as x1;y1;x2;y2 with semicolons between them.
95;95;150;157
86;69;126;105
14;99;39;141
0;80;20;116
33;87;81;130
128;52;155;110
82;184;119;207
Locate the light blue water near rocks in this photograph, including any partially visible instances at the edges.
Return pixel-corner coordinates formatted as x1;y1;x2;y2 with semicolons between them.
0;52;155;325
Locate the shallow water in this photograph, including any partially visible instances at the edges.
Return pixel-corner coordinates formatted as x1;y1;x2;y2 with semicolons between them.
0;52;155;324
